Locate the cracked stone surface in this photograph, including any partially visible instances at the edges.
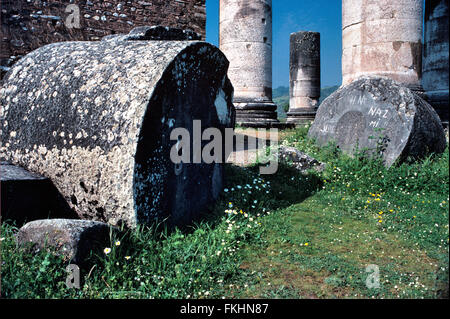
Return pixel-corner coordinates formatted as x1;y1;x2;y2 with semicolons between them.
1;33;235;228
308;77;447;167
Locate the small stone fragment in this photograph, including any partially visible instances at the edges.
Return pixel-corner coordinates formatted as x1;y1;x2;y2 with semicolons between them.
103;26;202;42
16;219;113;265
277;147;325;173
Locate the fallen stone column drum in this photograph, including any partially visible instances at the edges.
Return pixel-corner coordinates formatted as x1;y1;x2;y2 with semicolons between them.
287;31;321;125
308;77;446;167
219;0;279;127
342;0;424;91
423;0;449;126
0;28;235;228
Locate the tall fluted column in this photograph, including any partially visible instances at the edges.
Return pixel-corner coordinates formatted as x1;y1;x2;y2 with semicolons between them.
287;31;321;125
423;0;449;126
220;0;279;127
342;0;424;92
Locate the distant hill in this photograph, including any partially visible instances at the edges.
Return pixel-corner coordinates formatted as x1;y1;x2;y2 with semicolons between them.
273;86;290;119
272;85;340;119
273;86;289;99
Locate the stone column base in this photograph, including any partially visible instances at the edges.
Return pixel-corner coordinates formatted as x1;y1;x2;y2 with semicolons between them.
287;108;318;125
235;101;292;128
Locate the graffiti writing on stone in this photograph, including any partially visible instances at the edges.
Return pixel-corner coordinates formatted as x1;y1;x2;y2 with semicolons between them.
368;106;390;128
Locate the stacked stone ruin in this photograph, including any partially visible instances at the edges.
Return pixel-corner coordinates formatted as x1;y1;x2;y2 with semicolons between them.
341;0;424;93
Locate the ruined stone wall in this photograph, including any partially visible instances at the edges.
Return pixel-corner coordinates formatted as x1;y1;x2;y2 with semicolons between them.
0;0;206;78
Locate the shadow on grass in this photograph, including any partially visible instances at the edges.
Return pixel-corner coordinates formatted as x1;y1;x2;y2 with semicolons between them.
119;161;323;239
192;162;323;232
1;161;323;273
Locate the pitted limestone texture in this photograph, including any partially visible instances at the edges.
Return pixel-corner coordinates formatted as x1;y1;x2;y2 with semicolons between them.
1;35;235;229
308;77;446;167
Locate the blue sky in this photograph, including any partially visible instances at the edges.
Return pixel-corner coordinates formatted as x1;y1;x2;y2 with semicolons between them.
206;0;342;89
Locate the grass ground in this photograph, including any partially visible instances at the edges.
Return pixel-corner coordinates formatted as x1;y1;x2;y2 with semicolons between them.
1;126;448;299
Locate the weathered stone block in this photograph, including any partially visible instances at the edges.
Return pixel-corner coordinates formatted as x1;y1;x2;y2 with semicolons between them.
1;31;235;228
16;219;113;265
103;25;202;42
1;162;77;226
308;77;446;166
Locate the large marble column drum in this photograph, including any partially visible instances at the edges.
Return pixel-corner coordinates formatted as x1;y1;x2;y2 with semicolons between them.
342;0;424;91
287;31;321;125
219;0;279;127
0;27;236;229
423;0;449;126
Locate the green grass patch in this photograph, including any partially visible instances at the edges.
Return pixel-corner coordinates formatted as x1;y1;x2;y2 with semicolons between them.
1;127;448;299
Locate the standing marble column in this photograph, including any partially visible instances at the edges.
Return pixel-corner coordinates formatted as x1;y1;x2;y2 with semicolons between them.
287;31;321;125
423;0;449;126
219;0;279;127
342;0;424;92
